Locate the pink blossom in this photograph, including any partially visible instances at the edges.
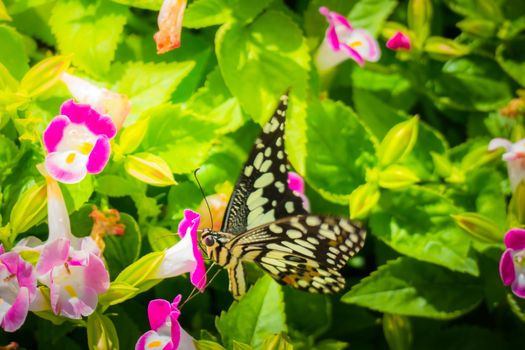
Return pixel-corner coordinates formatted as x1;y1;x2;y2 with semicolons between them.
488;138;525;191
315;6;380;71
154;0;187;54
288;172;310;212
153;210;206;292
386;31;412;51
0;246;37;332
500;229;525;298
43;99;117;184
135;295;195;350
60;72;131;130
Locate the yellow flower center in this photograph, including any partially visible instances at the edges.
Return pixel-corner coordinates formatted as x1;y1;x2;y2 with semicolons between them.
64;285;78;298
66;153;76;164
148;341;162;348
79;142;93;155
349;40;363;48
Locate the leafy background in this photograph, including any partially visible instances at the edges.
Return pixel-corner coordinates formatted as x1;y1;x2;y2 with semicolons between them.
1;0;525;349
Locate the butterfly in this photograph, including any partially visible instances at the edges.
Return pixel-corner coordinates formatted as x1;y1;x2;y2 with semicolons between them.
201;94;366;299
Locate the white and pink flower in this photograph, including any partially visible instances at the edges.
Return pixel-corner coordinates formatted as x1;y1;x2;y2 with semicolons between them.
500;229;525;298
60;72;131;130
154;210;206;292
135;295;195;350
386;31;412;51
0;246;37;332
315;6;380;71
154;0;187;54
489;137;525;191
43;99;117;184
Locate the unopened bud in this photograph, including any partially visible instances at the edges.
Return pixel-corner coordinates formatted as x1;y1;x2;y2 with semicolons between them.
452;212;503;243
383;313;413;350
124;153;176;186
378;116;419;166
10;182;47;238
350;183;381;220
20;55;71;97
424;37;470;60
379;165;419;189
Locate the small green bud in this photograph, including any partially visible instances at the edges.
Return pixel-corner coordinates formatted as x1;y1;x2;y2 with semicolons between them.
119;118;149;154
10;182;47;239
383;313;413;350
20;55;72;97
124;152;176;187
509;181;525;226
457;18;496;38
452;212;503;243
87;312;119;350
261;333;293;350
378;117;419;166
424;37;470;60
408;0;432;47
379;165;420;189
350;183;381;220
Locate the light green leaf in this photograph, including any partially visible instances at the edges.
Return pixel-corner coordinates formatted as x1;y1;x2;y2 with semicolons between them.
147;225;178;251
216;10;309;124
0;24;28;79
98;281;139;307
104;213;142;278
342;257;483;319
166;181;202;230
348;0;398;36
87;312;120;350
96;175;142;197
195;340;227;350
369;186;479;275
60;176;94;213
426;56;512;111
496;37;525;87
216;275;287;350
304;99;376;204
184;0;233;28
110;0;162;10
112;61;195;125
49;0;128;76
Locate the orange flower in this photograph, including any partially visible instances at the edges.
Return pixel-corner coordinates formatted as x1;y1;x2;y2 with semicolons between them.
154;0;187;54
197;193;229;231
89;206;126;250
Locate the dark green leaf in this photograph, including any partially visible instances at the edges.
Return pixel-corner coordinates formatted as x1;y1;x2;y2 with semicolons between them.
104;213;142;278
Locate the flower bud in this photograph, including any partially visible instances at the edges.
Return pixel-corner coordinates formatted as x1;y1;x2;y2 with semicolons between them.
457;18;496;38
509;181;525;226
115;251;165;287
378;116;419;166
20;55;71;97
378;165;420;189
424;37;470;60
124;152;176;186
452;212;503;243
87;312;119;350
408;0;432;47
430;152;452;178
10;182;47;238
119;119;149;154
350;183;381;220
262;333;293;350
98;282;139;307
383;314;413;350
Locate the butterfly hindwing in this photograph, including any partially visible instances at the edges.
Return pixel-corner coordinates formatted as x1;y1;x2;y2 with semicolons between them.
226;214;366;294
221;94;306;235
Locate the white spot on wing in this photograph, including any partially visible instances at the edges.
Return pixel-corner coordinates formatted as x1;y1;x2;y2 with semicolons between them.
254;173;274;188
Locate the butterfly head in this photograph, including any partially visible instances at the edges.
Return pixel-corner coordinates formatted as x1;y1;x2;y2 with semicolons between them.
201;229;233;263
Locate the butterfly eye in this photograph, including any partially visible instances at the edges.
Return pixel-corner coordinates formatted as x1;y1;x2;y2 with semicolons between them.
204;236;215;247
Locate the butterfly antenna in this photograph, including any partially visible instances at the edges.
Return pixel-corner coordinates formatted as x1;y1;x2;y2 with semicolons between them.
193;168;214;230
180;262;217;309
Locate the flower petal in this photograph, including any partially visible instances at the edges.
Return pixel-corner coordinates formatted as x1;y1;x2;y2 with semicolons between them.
288;172;305;194
86;137;110;174
60;99;116;139
178;210;206;291
169;311;181;349
83;254;109;294
154;0;187;54
36;238;70;276
43;116;70;153
488;138;513;152
341;44;365;66
386;31;412;51
1;287;30;332
500;249;515;285
148;299;171;331
179;327;196;350
135;330;172;350
504;229;525;250
45;151;88;184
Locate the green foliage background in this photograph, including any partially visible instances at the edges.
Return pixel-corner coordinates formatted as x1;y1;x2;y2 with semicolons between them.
1;0;525;349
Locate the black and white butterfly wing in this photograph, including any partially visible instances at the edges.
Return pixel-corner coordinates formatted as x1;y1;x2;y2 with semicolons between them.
227;215;366;294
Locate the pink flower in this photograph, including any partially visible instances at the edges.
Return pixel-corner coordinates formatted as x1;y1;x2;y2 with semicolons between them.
386;31;411;51
154;210;206;292
43;99;117;184
15;177;109;319
488;138;525;191
135;295;195;350
500;229;525;298
0;246;37;332
315;6;380;71
60;72;131;130
288;172;310;212
154;0;187;54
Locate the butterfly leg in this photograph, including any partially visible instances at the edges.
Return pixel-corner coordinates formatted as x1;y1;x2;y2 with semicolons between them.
228;262;247;299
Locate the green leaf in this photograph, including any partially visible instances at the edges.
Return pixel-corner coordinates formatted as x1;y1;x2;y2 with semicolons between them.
496;37;525;87
140;104;218;174
348;0;398;36
195;340;227;350
369;186;479;275
342;257;483;319
104;213;142;278
60;176;94;212
408;0;433;47
304;99;376;204
0;24;28;79
216;10;309;124
98;281;139;307
233;342;253;350
112;61;195;125
284;288;331;337
184;0;233;28
426;56;513;111
87;311;120;350
166;181;202;230
49;0;128;76
147;225;178;251
110;0;162;10
96;175;141;197
216;275;287;350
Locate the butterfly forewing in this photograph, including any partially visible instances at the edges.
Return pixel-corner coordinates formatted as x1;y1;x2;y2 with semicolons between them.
221;94;306;234
227;215;366;293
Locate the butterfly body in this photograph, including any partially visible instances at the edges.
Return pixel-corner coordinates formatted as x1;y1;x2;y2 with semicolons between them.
202;94;366;299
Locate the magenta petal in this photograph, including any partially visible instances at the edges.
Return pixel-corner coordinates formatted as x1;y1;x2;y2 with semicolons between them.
178;210;200;239
135;330;156;350
512;279;525;298
86;114;117;139
341;45;365;66
59;99;116;139
86;137;110;174
326;26;341;50
171;294;182;309
504;229;525;250
148;299;171;331
36;238;70;276
169;312;181;349
386;31;411;50
177;210;206;291
288;172;305;194
43;116;70;152
332;13;352;29
1;287;30;332
500;249;515;285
